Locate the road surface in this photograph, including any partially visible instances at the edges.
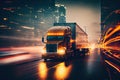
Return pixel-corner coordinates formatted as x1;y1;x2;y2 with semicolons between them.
0;47;110;80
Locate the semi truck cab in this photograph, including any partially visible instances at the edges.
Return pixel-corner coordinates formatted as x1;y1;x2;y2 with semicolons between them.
42;26;72;60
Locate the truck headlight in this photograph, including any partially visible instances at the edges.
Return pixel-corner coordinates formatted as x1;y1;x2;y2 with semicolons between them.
57;48;66;55
41;48;46;54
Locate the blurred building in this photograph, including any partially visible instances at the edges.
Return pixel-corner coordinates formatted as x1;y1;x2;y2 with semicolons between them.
0;0;68;47
0;0;56;47
0;0;55;38
54;4;66;23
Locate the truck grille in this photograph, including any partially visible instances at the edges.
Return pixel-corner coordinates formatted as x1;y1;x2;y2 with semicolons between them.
46;44;57;52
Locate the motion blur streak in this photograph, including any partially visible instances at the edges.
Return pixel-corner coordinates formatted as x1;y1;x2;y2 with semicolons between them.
0;36;40;41
103;28;113;43
100;25;120;49
104;36;120;45
38;62;47;80
105;60;120;73
0;54;31;64
54;62;72;80
0;46;43;54
105;25;120;41
106;46;120;51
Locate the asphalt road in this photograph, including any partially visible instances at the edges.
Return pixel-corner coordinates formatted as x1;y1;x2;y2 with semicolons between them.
0;48;110;80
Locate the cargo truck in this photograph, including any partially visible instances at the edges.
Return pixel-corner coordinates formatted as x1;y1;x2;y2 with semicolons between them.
42;23;89;60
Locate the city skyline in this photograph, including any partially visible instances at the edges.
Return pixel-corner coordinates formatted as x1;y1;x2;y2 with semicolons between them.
0;0;120;47
56;0;101;42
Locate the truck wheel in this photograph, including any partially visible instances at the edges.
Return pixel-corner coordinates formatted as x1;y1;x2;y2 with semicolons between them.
64;56;68;61
44;59;47;61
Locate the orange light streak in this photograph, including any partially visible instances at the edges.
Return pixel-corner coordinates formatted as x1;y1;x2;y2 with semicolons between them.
103;27;113;43
105;60;120;73
47;32;64;36
106;46;120;51
104;36;120;45
105;25;120;40
101;25;120;49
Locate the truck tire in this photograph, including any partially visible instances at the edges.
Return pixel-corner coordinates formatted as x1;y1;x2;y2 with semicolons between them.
44;59;47;61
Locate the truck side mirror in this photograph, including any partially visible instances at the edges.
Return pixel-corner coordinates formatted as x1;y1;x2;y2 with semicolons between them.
42;37;45;43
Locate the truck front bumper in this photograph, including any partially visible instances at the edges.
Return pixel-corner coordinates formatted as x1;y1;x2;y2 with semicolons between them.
42;53;65;59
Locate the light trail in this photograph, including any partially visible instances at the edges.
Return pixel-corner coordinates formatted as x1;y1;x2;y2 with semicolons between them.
106;46;120;51
0;36;41;41
103;27;113;43
104;25;120;41
100;25;120;50
0;54;32;64
0;46;44;53
100;24;120;60
104;36;120;45
105;60;120;73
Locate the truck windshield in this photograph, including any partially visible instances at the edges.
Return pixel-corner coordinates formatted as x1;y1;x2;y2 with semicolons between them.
47;36;64;41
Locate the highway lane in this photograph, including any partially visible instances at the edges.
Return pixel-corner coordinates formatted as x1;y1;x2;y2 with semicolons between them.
0;48;110;80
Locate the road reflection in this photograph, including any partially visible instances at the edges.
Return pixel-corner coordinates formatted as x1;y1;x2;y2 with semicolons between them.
54;62;72;80
38;60;72;80
0;48;110;80
87;50;95;74
0;54;31;64
38;62;48;80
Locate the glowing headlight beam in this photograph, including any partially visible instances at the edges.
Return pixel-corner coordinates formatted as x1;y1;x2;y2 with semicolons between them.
57;48;66;55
